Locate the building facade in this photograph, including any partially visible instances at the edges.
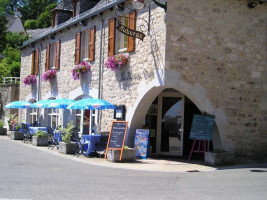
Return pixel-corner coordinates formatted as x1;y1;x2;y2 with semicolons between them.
19;0;267;157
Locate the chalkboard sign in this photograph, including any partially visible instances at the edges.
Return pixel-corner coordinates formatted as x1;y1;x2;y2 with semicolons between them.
189;114;215;141
108;121;128;149
105;121;128;161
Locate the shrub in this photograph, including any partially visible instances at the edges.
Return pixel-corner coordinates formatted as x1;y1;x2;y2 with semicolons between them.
59;121;74;144
34;131;47;137
0;120;4;128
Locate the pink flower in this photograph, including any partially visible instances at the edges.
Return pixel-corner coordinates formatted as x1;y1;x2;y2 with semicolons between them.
23;75;37;86
41;70;57;82
105;54;128;71
72;61;91;80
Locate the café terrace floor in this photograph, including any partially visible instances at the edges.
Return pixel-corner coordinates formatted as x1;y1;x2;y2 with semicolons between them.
1;136;266;173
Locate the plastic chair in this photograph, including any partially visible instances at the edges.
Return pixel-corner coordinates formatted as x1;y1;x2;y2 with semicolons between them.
22;123;32;143
72;128;87;157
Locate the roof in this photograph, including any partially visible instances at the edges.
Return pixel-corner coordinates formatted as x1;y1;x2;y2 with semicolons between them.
26;28;51;38
22;0;127;48
52;0;73;12
6;15;16;28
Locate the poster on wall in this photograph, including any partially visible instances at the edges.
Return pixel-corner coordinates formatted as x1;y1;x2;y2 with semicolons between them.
134;129;150;159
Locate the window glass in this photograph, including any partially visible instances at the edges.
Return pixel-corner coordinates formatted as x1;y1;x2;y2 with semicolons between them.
49;43;56;69
80;30;89;61
118;17;129;51
29;108;37;125
48;108;59;129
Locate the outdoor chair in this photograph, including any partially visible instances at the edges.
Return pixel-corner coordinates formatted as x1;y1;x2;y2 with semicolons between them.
72;128;87;157
22;123;31;144
47;127;54;145
95;135;109;158
48;129;61;150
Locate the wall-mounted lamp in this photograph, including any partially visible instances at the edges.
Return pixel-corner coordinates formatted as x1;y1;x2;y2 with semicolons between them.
248;0;267;8
132;0;167;12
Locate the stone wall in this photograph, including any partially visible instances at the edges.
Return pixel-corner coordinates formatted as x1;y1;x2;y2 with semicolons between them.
165;0;267;156
1;84;19;127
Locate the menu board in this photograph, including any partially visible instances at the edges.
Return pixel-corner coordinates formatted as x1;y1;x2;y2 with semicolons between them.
107;121;128;149
189;114;215;141
134;129;150;159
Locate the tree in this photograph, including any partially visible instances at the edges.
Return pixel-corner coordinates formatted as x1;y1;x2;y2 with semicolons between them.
0;15;7;52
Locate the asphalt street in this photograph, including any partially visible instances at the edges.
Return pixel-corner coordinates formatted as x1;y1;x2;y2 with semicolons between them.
0;137;267;200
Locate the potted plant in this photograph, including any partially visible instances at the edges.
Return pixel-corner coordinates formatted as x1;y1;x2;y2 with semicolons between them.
58;121;79;154
205;149;235;166
10;124;24;140
71;61;91;80
23;74;37;86
32;130;48;146
0;120;7;135
104;54;128;71
41;69;56;82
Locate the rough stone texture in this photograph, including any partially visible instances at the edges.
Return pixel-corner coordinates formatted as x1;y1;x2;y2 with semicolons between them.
0;128;7;135
59;142;79;154
10;131;24;140
32;136;48;146
205;152;235;166
107;148;136;162
166;0;267;156
0;84;19;126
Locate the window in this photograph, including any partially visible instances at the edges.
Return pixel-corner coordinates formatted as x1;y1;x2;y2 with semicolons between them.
52;11;57;27
46;41;61;71
31;49;39;75
108;11;136;56
48;108;59;129
75;109;96;135
29;108;38;125
75;26;95;64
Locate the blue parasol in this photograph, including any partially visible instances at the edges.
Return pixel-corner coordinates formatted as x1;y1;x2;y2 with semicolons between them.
44;98;75;109
67;98;115;110
5;101;33;109
31;99;53;108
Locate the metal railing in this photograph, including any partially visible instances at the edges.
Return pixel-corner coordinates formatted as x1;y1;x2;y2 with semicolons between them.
2;77;20;84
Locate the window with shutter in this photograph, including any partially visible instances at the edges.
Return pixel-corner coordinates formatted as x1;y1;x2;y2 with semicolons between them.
34;49;39;75
75;32;81;64
108;18;116;57
127;12;136;52
55;40;60;70
80;30;89;61
31;51;35;75
45;44;50;71
88;26;95;62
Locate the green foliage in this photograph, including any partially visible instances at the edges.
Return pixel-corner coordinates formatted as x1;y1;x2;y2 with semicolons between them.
60;121;74;144
0;120;4;128
15;123;21;131
5;32;29;48
24;19;38;29
0;15;7;52
34;130;47;137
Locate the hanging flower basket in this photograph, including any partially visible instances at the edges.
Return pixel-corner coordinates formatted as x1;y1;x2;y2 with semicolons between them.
71;61;91;80
105;54;129;71
23;75;37;86
41;69;57;82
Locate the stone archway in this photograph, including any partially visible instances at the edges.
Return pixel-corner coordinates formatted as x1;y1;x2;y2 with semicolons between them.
126;79;231;153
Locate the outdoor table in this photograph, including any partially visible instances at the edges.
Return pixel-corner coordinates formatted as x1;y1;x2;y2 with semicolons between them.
28;127;48;135
81;135;101;156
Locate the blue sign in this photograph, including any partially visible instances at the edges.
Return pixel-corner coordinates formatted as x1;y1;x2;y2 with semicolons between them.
189;114;215;141
134;129;150;159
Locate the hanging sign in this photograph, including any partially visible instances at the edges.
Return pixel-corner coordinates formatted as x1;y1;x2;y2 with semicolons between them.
117;24;145;40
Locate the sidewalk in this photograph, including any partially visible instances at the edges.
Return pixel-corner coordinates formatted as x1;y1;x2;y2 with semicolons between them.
1;136;266;173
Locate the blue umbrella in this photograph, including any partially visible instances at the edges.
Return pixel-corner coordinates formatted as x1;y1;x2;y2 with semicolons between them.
67;98;115;110
5;101;33;109
31;99;53;108
44;98;75;109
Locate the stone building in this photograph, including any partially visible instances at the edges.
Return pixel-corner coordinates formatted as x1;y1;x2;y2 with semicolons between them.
19;0;267;157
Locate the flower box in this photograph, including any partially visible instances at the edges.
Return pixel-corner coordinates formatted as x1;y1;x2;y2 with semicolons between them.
205;151;235;166
32;135;48;146
107;148;136;162
41;69;56;82
105;54;129;71
59;142;79;154
0;128;7;135
10;131;24;140
23;75;36;86
71;61;91;80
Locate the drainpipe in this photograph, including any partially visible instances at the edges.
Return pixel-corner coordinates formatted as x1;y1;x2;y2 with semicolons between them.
37;43;42;126
97;15;104;133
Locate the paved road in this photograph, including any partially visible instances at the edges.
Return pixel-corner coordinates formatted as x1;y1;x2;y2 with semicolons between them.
0;137;267;200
